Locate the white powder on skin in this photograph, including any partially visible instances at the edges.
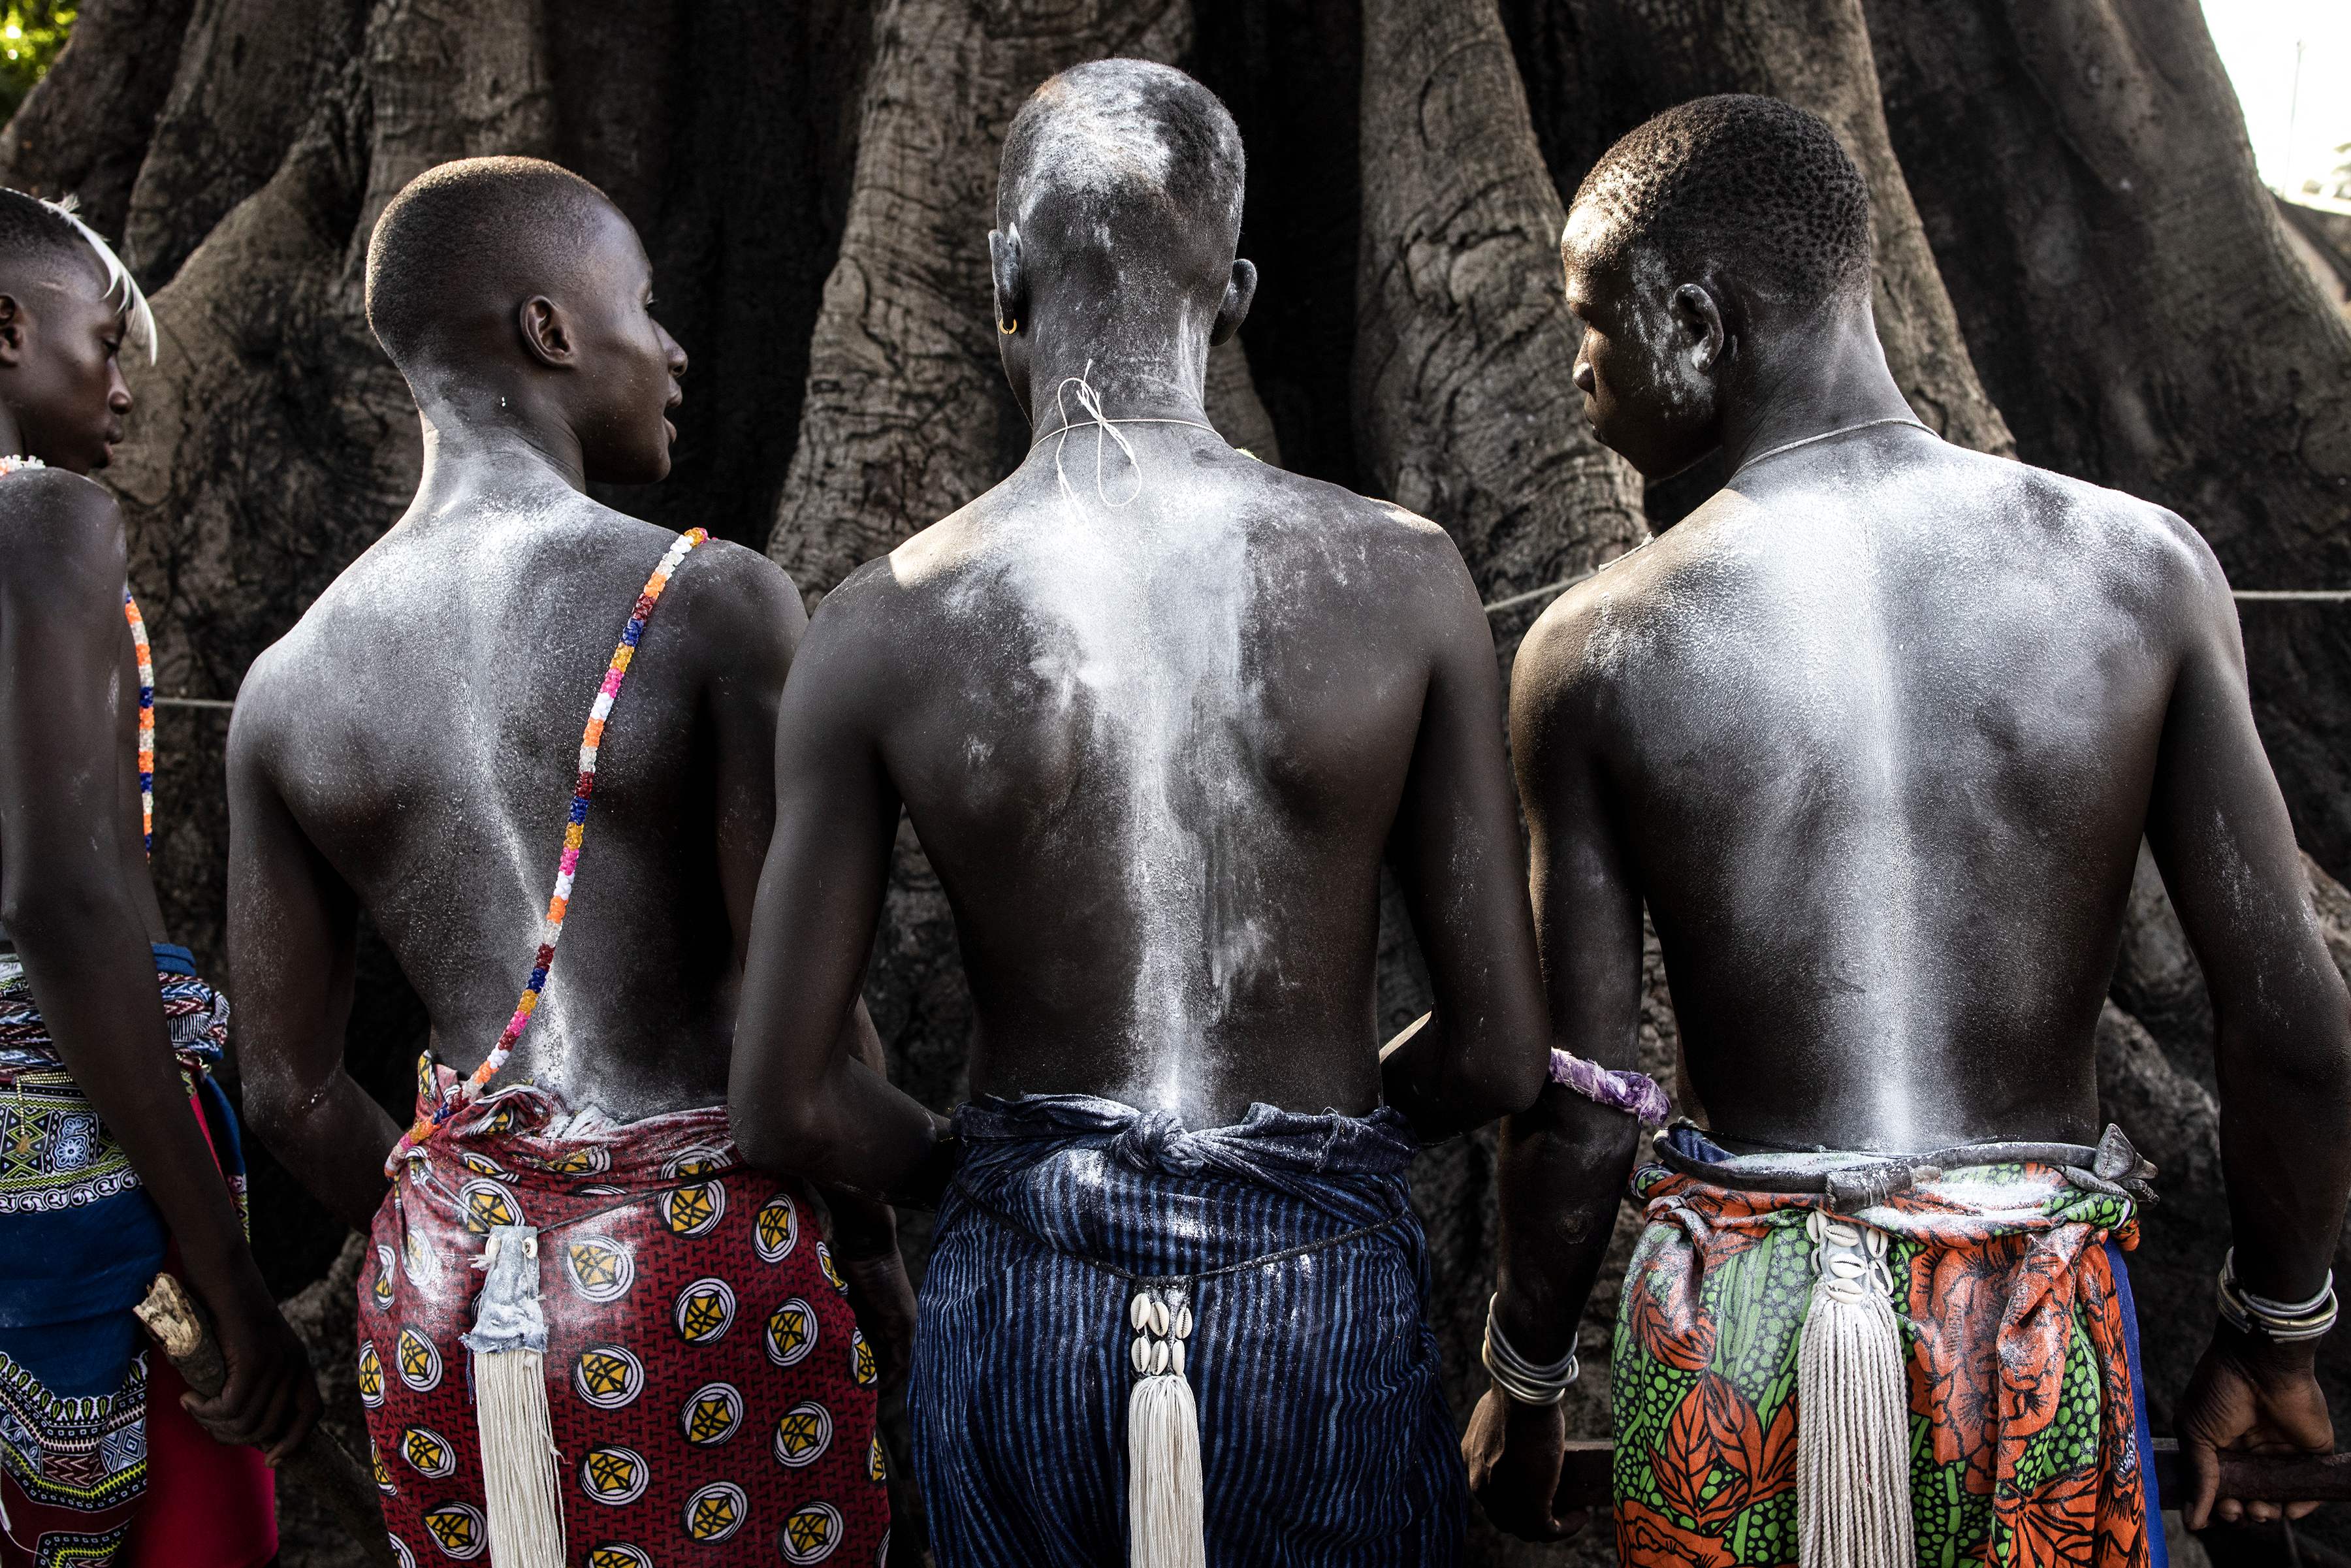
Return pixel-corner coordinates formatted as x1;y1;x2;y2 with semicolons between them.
1551;430;2190;1153
984;438;1271;1116
1012;78;1177;224
273;474;643;1102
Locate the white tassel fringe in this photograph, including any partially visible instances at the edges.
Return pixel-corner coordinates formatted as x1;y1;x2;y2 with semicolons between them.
1127;1288;1203;1568
475;1347;566;1567
1128;1371;1204;1568
466;1226;566;1568
1797;1211;1912;1568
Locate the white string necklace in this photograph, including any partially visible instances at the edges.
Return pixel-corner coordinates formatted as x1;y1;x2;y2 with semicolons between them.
1729;415;1932;479
1032;360;1218;511
1030;416;1217;449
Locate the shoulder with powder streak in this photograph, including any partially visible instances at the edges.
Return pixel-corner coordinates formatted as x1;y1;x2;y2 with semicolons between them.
1339;492;1488;609
1951;445;2231;633
1522;522;1672;661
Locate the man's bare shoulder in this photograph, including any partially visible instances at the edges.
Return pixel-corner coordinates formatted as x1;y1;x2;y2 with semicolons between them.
1327;487;1479;579
1512;536;1672;717
246;494;793;731
1922;445;2228;633
2009;455;2217;584
0;468;126;594
833;460;1482;674
774;551;920;698
658;534;802;666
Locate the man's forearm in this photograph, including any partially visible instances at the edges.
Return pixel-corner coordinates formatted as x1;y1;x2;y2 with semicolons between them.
737;1055;951;1204
1492;1083;1642;1366
1380;1013;1455;1136
2216;1010;2351;1304
822;1187;901;1261
250;1065;399;1233
1381;1010;1540;1140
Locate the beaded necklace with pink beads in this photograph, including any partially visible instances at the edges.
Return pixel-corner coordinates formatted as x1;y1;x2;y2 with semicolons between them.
385;526;709;1173
0;454;153;854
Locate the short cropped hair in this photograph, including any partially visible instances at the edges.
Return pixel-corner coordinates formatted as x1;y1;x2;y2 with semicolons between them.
999;59;1245;261
365;156;616;372
1571;95;1871;310
0;187;154;360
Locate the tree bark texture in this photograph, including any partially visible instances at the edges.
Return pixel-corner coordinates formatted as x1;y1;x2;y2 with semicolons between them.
1868;0;2351;878
3;2;2346;1562
1355;0;1646;609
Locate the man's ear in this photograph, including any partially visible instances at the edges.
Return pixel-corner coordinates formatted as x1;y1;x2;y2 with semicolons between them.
1672;283;1729;375
1211;259;1257;347
0;294;24;368
988;227;1027;334
517;296;574;369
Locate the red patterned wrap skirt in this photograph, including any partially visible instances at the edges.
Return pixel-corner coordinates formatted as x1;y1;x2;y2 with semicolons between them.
360;1069;890;1567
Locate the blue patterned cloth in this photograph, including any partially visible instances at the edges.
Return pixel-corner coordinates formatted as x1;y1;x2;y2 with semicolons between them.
0;943;242;1541
909;1093;1467;1567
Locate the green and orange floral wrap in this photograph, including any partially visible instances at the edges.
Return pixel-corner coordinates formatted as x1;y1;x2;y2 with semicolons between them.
1612;1154;2154;1567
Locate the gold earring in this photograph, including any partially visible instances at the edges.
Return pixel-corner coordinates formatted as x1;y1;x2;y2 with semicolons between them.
998;317;1019;336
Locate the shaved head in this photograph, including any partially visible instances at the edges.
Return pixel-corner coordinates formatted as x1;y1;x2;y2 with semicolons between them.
998;59;1244;285
364;156;622;376
1572;94;1872;313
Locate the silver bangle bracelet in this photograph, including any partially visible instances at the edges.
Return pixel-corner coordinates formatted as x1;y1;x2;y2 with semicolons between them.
1482;1294;1578;1407
2226;1248;2335;1317
2218;1250;2339;1343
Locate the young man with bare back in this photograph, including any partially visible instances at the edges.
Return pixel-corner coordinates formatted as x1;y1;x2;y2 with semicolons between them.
1468;96;2351;1567
227;157;899;1566
727;61;1552;1567
0;189;313;1568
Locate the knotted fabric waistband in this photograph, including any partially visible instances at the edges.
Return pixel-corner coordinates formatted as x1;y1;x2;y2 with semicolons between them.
1648;1119;2159;1212
923;1093;1457;1568
0;942;228;1074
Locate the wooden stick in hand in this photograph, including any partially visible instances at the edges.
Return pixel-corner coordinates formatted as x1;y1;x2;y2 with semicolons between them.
135;1273;398;1568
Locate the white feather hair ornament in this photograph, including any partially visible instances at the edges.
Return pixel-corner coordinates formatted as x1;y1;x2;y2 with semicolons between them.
40;193;154;363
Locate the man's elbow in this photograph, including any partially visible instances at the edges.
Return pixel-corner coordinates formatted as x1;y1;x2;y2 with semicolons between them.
241;1078;303;1153
2285;989;2351;1108
729;1087;835;1179
238;1064;328;1157
0;871;119;957
2224;971;2351;1108
1458;1038;1550;1122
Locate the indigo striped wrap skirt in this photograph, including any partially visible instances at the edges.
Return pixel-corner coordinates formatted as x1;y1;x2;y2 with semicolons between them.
909;1094;1467;1567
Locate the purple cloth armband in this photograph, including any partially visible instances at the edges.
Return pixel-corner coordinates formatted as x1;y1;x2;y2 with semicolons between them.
1549;1048;1671;1125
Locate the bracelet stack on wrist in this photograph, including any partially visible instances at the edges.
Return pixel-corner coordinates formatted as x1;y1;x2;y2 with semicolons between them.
1482;1294;1578;1406
2216;1248;2339;1343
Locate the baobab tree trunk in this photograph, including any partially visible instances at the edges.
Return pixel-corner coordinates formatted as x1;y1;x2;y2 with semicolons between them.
1868;0;2351;883
2;0;2344;1561
0;0;197;236
1354;0;1646;609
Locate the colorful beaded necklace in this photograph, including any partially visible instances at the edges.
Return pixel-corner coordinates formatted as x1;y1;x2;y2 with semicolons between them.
124;589;154;855
0;455;152;855
385;527;709;1173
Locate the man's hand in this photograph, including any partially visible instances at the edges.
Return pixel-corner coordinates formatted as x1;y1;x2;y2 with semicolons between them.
182;1272;324;1465
839;1249;919;1394
1464;1385;1587;1542
2178;1325;2334;1529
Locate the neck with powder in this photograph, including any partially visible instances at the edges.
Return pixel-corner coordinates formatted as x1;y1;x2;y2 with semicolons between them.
1017;287;1219;438
1716;298;1921;478
410;398;590;516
